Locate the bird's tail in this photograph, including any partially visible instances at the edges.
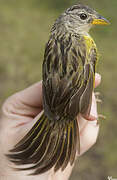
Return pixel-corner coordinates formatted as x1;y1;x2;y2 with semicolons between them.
7;112;80;175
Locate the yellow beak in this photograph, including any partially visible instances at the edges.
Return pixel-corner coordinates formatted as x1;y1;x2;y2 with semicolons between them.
92;16;110;25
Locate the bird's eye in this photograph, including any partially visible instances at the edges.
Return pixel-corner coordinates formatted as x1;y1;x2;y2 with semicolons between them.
80;13;88;20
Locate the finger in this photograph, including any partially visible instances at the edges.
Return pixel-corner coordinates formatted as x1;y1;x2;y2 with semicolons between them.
78;116;87;133
95;73;101;88
90;92;98;119
78;117;99;156
16;81;42;108
2;81;43;121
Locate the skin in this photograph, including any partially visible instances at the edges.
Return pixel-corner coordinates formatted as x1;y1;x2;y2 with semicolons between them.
0;73;101;180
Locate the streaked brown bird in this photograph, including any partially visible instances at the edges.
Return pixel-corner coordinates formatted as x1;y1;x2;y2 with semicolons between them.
7;4;109;175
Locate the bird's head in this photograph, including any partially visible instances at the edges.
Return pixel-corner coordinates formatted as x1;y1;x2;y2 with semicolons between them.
53;4;109;35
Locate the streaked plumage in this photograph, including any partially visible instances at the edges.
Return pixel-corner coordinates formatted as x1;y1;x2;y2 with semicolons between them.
7;4;109;175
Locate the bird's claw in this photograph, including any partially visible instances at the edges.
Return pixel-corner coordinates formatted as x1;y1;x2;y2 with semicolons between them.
95;92;101;96
95;92;102;103
97;114;106;125
96;99;102;103
98;114;106;120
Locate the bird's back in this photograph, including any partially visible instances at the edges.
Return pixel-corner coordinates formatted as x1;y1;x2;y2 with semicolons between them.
43;32;98;122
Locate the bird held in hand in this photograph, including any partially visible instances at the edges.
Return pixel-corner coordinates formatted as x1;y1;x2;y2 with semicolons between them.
7;4;109;175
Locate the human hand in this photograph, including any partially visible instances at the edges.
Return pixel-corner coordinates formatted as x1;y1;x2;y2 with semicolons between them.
0;73;101;180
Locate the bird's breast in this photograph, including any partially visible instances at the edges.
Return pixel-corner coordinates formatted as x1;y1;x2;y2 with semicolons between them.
83;35;97;62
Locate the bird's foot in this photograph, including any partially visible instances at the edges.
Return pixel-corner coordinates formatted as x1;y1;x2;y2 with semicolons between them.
95;92;102;103
97;114;106;125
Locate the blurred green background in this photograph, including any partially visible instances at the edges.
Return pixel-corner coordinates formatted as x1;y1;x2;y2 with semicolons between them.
0;0;117;179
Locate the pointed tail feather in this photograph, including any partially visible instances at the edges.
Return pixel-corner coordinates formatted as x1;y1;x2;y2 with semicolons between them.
7;112;80;174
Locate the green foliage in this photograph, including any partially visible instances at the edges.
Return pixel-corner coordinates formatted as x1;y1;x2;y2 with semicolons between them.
0;0;117;179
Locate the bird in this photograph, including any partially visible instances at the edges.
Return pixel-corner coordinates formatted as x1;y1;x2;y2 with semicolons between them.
7;4;109;175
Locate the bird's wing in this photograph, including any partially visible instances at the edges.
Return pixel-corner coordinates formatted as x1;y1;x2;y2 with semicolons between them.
7;35;97;175
43;34;97;120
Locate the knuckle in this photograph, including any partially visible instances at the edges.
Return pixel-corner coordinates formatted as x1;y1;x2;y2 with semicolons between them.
1;94;19;115
2;99;13;115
